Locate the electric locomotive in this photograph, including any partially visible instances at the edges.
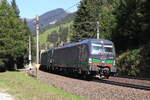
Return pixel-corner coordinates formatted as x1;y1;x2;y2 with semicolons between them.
40;38;116;78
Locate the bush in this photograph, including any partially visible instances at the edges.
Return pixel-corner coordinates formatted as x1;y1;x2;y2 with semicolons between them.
140;43;150;77
117;43;150;78
116;49;141;77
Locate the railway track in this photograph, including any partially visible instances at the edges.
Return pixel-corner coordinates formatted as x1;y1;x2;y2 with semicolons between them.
36;70;150;100
94;76;150;91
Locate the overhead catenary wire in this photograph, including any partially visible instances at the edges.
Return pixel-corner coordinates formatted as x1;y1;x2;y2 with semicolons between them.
65;2;80;11
35;1;80;29
42;1;100;38
35;1;81;48
44;1;80;20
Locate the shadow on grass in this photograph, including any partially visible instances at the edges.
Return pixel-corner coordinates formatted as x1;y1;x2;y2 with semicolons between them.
0;67;6;72
39;65;93;81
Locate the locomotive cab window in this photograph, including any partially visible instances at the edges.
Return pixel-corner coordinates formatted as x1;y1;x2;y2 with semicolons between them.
104;45;113;53
91;43;103;55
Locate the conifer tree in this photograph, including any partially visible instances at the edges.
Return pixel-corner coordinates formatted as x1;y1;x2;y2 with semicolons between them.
71;0;118;42
0;0;30;70
11;0;20;18
71;0;97;41
112;0;150;52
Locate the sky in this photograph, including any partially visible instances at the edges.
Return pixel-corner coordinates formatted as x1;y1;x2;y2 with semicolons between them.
8;0;80;18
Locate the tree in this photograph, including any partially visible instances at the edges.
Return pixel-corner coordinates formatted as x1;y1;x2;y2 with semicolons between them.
47;31;59;45
71;0;97;42
11;0;20;18
113;0;150;78
0;0;30;70
59;26;68;42
112;0;150;53
71;0;118;42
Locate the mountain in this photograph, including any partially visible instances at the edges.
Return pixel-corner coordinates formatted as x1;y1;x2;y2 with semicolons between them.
38;12;75;46
43;13;75;31
27;8;69;34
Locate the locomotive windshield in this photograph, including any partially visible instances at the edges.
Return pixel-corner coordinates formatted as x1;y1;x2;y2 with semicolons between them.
104;45;113;53
91;43;114;55
91;43;103;55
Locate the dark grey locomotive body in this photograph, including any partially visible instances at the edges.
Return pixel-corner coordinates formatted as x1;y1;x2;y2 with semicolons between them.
40;39;116;78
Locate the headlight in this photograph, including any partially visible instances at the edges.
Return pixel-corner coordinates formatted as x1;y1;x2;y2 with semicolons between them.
102;60;105;63
89;58;92;64
113;60;116;66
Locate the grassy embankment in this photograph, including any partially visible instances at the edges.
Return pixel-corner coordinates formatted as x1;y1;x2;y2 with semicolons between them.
0;72;86;100
38;22;72;46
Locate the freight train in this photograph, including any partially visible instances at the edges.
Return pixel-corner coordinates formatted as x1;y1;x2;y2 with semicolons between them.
40;39;117;79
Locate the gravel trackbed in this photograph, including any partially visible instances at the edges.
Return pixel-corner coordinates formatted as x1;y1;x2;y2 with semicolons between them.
37;70;150;100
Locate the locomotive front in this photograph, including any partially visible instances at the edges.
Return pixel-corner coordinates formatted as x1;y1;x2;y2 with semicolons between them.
88;39;116;78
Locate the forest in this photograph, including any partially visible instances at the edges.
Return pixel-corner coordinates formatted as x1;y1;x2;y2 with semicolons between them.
71;0;150;78
0;0;150;78
0;0;33;70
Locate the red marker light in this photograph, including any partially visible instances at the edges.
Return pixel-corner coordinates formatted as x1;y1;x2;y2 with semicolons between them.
105;64;113;67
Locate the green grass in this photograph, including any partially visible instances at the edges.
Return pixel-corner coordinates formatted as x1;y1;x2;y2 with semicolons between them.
37;22;72;46
39;26;59;45
0;72;86;100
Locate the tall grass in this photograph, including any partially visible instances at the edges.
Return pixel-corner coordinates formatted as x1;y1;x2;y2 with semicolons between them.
0;72;86;100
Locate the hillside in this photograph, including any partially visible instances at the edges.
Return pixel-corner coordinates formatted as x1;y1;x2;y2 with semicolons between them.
39;22;73;49
35;11;75;49
44;13;75;31
27;8;69;34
